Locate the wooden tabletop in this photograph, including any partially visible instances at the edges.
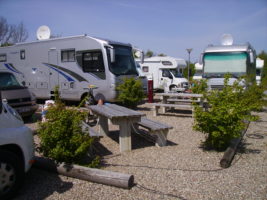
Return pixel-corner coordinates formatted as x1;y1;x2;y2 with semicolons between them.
157;93;203;98
88;104;145;120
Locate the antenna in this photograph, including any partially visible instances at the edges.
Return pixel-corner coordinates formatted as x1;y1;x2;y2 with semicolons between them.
221;34;233;46
36;25;51;40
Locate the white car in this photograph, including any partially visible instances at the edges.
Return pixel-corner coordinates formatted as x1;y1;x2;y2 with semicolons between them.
0;93;35;200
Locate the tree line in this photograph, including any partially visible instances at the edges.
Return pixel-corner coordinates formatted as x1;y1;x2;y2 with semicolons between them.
0;16;28;46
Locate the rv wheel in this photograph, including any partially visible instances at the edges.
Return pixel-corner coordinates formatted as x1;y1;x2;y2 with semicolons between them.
0;150;25;200
170;85;178;91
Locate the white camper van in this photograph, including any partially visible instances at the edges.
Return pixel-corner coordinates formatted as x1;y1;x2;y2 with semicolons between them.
197;34;257;90
0;91;34;199
0;32;142;102
136;56;188;92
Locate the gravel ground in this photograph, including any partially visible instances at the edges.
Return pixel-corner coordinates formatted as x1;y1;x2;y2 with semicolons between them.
15;102;267;200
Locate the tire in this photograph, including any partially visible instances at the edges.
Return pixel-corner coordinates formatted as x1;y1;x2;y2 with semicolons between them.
170;85;178;91
0;150;25;200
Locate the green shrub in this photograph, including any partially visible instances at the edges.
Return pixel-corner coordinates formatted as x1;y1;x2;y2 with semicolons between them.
191;79;208;94
193;75;264;151
37;88;97;166
116;77;145;108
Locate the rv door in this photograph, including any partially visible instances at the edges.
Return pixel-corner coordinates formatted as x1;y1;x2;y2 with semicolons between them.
159;69;172;90
48;49;59;92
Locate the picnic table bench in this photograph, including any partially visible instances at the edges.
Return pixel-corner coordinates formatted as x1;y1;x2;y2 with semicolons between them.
153;93;204;116
88;104;145;152
132;117;173;146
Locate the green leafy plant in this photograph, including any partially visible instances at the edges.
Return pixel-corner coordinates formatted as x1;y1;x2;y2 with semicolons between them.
37;87;97;166
116;77;145;108
191;79;208;94
193;75;264;151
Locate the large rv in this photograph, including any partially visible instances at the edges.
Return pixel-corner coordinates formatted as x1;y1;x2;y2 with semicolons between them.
0;34;143;102
197;35;257;89
136;56;188;92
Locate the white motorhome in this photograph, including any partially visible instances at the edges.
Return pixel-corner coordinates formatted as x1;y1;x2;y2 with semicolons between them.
197;34;257;90
0;34;143;102
136;56;188;92
256;58;264;85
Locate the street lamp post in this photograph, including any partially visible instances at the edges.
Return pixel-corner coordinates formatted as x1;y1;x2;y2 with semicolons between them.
186;48;192;85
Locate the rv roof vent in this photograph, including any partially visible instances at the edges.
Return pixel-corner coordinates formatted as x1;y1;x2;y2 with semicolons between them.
221;34;233;46
37;25;51;40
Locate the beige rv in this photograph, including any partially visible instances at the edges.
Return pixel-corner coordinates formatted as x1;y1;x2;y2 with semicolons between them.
0;72;38;118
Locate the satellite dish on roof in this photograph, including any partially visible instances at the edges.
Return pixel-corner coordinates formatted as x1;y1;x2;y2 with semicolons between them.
221;34;233;46
135;51;141;58
36;25;51;40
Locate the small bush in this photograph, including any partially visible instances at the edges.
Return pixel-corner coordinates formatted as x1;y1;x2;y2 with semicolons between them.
193;75;264;151
37;88;97;166
191;79;208;94
116;77;145;108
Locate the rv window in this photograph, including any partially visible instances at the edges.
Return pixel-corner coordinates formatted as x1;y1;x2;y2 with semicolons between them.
162;61;172;66
0;54;7;62
162;69;172;78
61;49;75;62
142;66;149;72
20;50;25;60
82;52;105;73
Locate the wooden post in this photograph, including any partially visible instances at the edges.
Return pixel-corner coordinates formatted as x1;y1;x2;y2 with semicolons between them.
220;123;248;168
33;156;134;189
99;116;109;136
220;138;241;168
162;96;167;113
153;105;159;116
118;119;132;152
155;130;168;147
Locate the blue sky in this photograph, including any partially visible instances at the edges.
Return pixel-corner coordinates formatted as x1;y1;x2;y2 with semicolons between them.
0;0;267;61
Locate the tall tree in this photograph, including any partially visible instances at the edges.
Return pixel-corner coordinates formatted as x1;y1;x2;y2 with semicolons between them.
11;22;28;43
0;17;12;45
0;16;28;46
183;63;195;81
145;49;154;58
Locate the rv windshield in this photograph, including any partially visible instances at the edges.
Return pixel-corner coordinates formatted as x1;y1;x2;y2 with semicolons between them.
169;69;184;78
108;45;138;76
0;73;23;90
203;52;247;78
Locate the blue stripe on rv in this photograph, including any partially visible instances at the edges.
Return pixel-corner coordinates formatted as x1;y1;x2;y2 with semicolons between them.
3;63;23;74
43;63;75;82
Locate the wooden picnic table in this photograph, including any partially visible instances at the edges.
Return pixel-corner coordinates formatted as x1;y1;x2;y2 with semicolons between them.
153;92;204;115
88;103;145;152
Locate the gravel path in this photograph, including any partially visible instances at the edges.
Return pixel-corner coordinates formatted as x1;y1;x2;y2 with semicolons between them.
15;103;267;200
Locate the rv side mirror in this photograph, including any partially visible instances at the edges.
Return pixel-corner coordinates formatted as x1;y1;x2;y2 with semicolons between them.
140;51;144;64
249;51;254;64
22;81;26;86
199;53;204;65
109;48;115;63
195;62;203;70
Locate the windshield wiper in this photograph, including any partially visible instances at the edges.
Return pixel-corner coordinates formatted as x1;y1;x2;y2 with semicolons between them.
0;85;24;90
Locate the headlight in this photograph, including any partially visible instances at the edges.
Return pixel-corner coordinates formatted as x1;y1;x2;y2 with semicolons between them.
4;102;23;121
30;92;36;101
